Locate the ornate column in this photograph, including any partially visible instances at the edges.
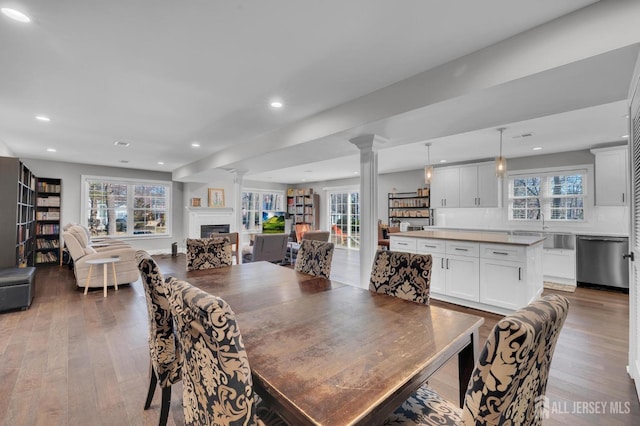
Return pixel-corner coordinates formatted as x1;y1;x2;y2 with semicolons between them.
349;134;386;288
233;170;247;259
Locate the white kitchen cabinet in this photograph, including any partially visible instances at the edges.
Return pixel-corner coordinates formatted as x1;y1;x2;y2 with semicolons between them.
416;239;446;294
389;236;416;253
459;162;499;208
592;146;628;206
480;258;524;311
431;167;460;208
446;253;480;301
543;248;576;285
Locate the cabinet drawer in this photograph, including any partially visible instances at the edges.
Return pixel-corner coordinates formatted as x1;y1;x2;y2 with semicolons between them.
446;241;479;257
416;238;445;254
390;237;416;253
480;243;525;262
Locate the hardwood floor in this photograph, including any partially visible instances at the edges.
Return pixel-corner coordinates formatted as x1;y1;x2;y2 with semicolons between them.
0;252;638;425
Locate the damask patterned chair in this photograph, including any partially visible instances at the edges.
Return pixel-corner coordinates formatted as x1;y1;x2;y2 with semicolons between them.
383;294;570;426
294;240;334;278
369;250;432;305
135;250;182;426
186;237;232;271
164;277;284;426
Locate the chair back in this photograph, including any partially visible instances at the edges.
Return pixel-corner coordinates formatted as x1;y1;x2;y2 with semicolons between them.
186;237;232;271
294;240;335;278
135;250;182;387
461;294;570;425
209;232;240;264
164;277;257;426
301;231;330;242
250;233;289;263
294;223;311;243
369;250;432;304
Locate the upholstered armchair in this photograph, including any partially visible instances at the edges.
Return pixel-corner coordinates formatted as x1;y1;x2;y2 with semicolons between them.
242;233;289;264
164;277;284;425
384;294;570;425
369;250;432;305
135;250;182;426
64;223;129;247
294;240;335;278
185;237;232;271
62;231;139;288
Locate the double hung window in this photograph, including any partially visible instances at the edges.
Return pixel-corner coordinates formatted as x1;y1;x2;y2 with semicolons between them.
83;176;171;237
509;169;586;222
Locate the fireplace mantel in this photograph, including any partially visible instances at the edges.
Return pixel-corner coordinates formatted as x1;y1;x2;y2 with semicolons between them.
186;207;235;238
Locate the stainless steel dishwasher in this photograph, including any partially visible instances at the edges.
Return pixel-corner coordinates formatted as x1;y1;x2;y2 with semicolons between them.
576;235;629;289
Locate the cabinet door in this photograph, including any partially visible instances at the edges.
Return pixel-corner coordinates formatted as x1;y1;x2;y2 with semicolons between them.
480;258;524;310
429;253;447;294
389;237;416;253
432;167;460;208
543;249;575;280
459;165;478;208
594;147;628;206
445;254;479;301
476;162;499;207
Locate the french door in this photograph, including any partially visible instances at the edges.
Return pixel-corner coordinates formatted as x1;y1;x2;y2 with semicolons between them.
629;68;640;400
328;190;360;249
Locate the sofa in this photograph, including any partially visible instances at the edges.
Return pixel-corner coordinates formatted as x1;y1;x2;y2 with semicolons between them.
63;231;139;288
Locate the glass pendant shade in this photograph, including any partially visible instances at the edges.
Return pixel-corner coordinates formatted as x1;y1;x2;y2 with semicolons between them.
495;128;507;177
424;165;433;184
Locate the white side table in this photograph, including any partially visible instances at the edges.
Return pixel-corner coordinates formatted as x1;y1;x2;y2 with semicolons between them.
84;257;120;297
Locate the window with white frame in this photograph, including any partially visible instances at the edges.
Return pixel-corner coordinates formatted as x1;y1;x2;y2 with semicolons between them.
241;189;285;232
508;169;586;221
82;176;171;237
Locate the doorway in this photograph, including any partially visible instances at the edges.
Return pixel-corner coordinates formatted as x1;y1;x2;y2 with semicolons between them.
328;190;360;250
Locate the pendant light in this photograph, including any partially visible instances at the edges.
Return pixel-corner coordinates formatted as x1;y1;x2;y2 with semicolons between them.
495;127;507;177
424;143;433;184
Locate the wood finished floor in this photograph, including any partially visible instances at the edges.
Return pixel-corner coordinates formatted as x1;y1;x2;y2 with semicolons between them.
0;249;638;425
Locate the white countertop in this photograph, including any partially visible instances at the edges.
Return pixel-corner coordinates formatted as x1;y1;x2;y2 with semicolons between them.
394;230;545;246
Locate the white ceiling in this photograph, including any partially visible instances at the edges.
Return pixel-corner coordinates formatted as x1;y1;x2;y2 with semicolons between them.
1;0;638;185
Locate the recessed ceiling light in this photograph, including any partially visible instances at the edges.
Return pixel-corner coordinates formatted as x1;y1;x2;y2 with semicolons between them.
532;147;543;151
114;140;130;147
35;115;50;122
157;161;164;165
353;171;359;175
191;142;200;148
1;8;31;23
46;148;56;152
439;159;447;163
622;134;629;139
270;101;283;108
301;178;307;182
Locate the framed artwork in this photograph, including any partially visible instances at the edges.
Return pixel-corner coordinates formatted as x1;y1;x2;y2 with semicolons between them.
191;197;201;207
208;188;225;208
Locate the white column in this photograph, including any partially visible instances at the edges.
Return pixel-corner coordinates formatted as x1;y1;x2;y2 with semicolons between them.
349;134;385;288
233;170;247;260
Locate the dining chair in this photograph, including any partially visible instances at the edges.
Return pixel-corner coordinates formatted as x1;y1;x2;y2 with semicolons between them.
208;231;240;264
163;277;285;426
135;250;182;426
369;249;432;304
185;236;232;271
242;233;289;264
287;230;330;264
384;294;570;426
294;240;335;278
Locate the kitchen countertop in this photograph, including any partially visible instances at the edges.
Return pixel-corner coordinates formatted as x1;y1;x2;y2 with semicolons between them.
394;230;545;246
426;226;629;238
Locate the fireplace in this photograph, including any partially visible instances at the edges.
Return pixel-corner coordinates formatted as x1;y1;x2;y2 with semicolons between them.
186;207;235;239
201;224;230;237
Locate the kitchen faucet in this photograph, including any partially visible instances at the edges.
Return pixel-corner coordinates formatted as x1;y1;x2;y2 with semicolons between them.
538;211;548;230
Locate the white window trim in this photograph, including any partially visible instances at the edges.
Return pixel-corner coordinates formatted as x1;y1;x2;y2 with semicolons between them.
241;187;285;233
81;175;172;239
506;164;593;223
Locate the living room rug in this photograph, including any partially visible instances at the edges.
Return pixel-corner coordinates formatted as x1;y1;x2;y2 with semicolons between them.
543;281;576;293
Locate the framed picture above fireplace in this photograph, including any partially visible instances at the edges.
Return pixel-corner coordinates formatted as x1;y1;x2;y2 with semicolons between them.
208;188;225;208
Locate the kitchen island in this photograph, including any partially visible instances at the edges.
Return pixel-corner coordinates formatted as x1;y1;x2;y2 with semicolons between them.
390;230;545;315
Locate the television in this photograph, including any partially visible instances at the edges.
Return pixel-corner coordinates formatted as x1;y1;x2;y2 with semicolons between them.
262;211;286;234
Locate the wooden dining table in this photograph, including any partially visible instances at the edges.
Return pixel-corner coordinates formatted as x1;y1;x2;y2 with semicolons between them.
186;261;484;425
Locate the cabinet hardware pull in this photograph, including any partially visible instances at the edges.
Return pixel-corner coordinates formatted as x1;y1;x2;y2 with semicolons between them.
423;245;437;248
454;248;469;251
441;258;444;269
493;251;509;255
446;258;449;269
518;267;522;280
623;193;625;203
398;242;408;246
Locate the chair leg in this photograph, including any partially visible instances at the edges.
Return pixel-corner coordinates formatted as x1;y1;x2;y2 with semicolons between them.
144;363;158;410
159;386;171;426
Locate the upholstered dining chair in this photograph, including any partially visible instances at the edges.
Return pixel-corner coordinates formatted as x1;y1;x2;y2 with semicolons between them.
242;233;289;264
369;250;432;305
164;277;284;426
208;232;240;264
135;250;182;426
185;237;232;271
383;294;570;426
294;240;335;278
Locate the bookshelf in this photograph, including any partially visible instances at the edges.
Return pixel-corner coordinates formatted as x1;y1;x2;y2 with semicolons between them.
0;157;36;268
35;178;62;265
388;188;431;226
286;188;320;229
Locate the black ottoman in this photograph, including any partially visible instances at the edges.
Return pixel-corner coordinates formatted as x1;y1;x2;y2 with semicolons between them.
0;267;36;312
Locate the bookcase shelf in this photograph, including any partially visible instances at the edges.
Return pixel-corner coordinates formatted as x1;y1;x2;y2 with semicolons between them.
35;178;62;266
286;188;319;229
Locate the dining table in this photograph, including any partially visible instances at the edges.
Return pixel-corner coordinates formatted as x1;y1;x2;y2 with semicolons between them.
186;261;484;425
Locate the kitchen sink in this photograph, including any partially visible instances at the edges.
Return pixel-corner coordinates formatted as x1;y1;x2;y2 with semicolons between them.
510;231;575;250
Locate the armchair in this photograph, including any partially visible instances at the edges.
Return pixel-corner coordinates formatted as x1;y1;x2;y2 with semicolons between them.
242;233;289;264
63;231;139;288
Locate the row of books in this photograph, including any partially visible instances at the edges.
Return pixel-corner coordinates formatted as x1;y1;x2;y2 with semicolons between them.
37;182;61;193
36;252;59;263
37;224;60;235
36;238;60;249
287;188;314;197
36;211;60;220
37;197;61;206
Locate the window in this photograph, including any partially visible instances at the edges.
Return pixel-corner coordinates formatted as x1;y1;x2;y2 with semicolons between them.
241;189;285;232
328;189;360;249
509;169;586;222
82;176;171;237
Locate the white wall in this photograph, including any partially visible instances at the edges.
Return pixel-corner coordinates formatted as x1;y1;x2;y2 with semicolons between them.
22;158;184;253
0;140;14;157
